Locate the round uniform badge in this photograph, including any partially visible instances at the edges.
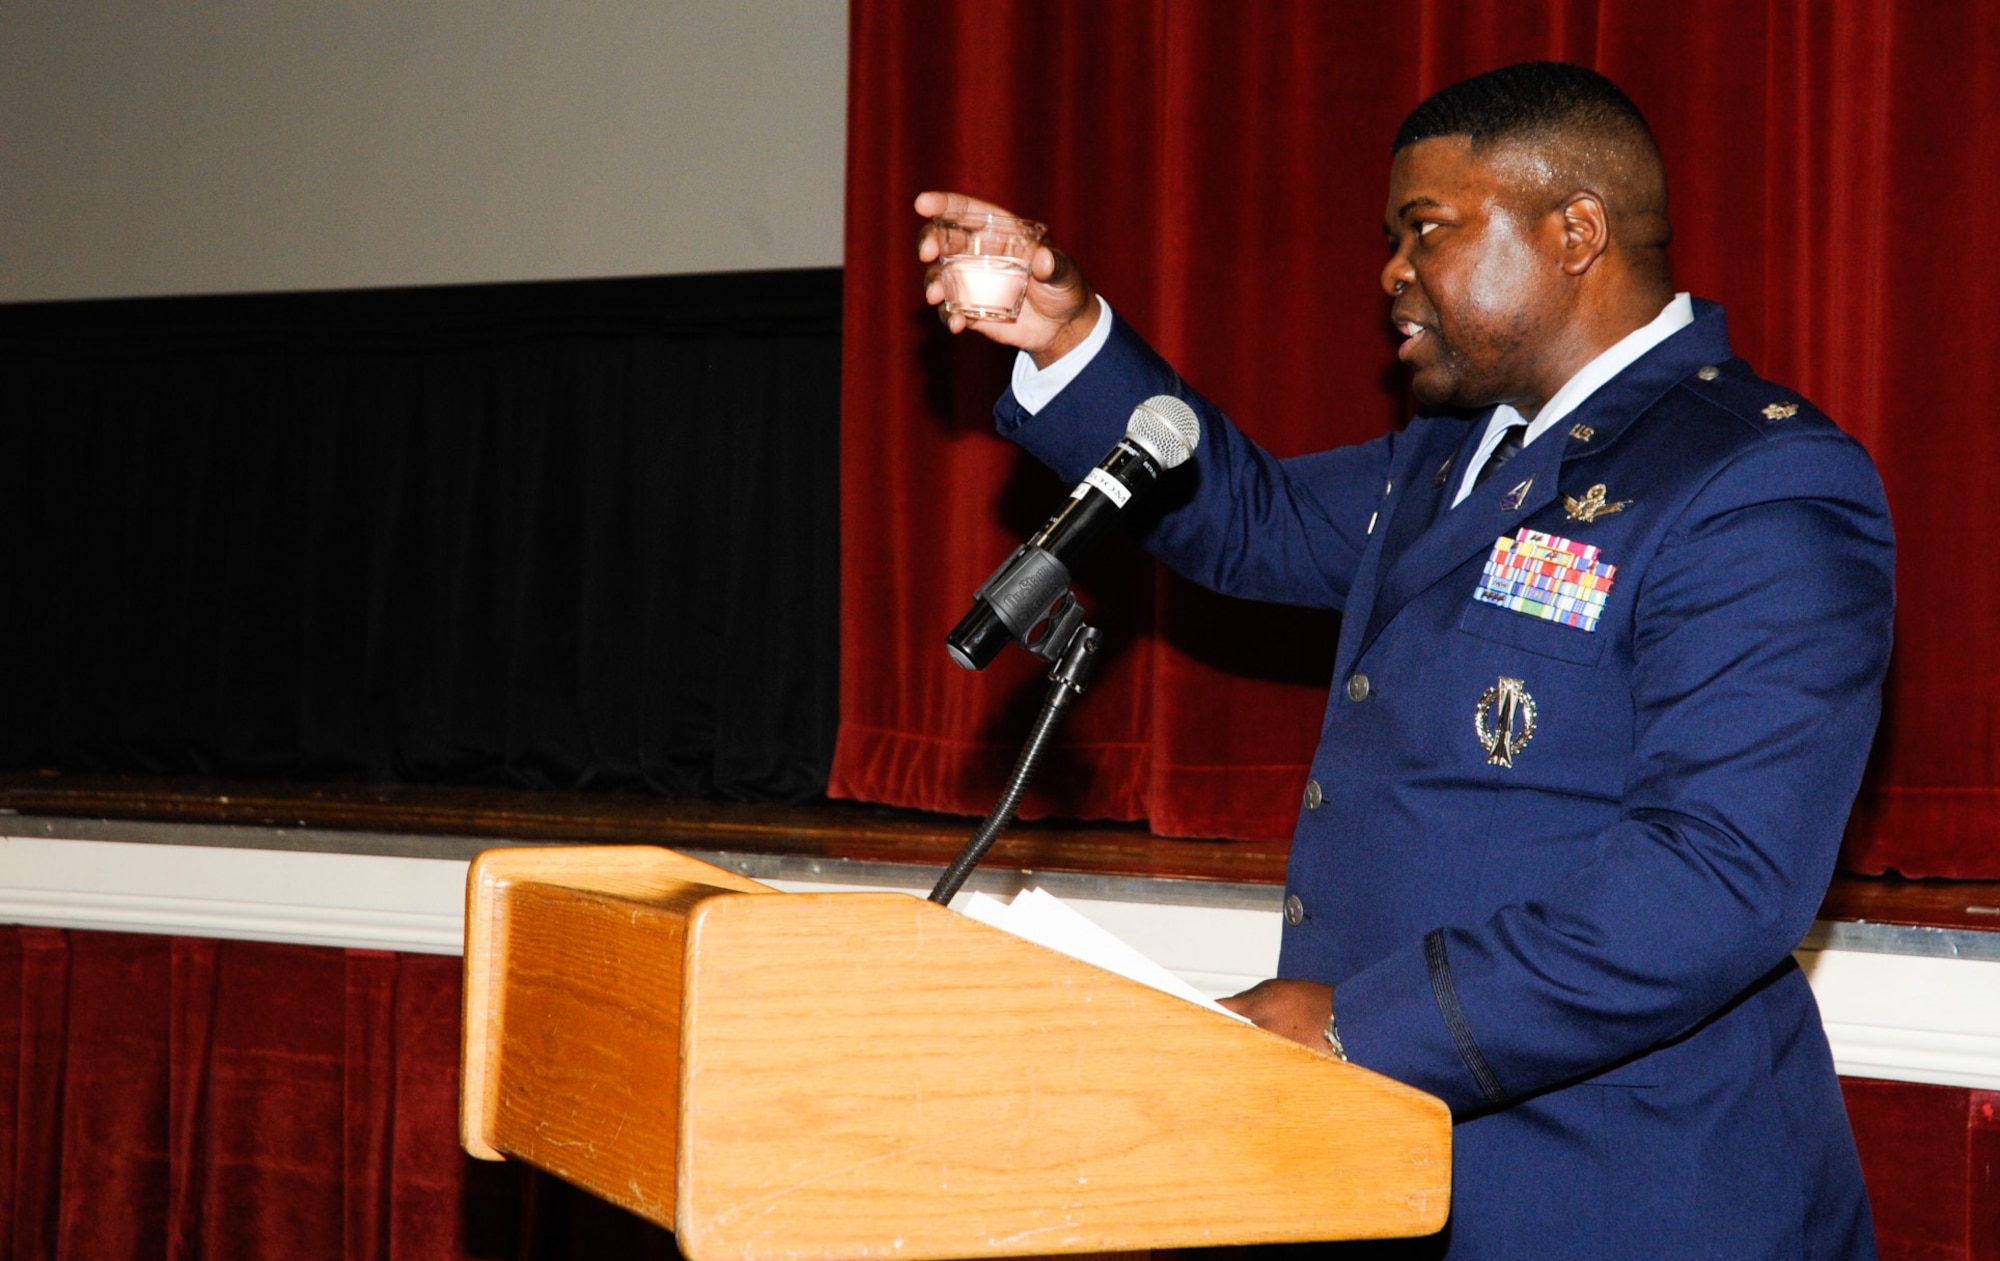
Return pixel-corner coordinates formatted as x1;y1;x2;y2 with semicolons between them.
1475;675;1537;767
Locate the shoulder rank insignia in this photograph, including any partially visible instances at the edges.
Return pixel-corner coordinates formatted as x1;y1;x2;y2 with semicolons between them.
1499;476;1534;512
1762;401;1800;421
1475;676;1537;767
1563;483;1631;522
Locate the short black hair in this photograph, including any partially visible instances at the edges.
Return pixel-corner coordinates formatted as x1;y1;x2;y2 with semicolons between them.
1393;62;1654;153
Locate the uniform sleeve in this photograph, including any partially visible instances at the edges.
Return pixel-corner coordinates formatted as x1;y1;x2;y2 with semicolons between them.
997;313;1394;612
1332;428;1895;1114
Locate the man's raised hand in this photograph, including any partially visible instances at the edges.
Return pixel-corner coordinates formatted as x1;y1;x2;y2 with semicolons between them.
916;190;1099;368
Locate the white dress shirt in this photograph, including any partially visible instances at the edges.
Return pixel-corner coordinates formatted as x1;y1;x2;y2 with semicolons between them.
1010;295;1117;414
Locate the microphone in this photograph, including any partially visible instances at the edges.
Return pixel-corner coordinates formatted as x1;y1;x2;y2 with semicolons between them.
947;394;1201;670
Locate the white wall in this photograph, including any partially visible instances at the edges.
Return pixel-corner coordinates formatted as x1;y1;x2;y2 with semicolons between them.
0;1;848;302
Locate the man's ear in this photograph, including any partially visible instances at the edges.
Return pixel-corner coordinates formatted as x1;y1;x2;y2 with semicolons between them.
1559;192;1611;275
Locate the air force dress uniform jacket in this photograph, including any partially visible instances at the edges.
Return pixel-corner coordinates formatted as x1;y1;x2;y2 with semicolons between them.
996;300;1895;1260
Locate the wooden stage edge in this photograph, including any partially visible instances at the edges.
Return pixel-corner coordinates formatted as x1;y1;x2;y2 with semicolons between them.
2;771;1995;932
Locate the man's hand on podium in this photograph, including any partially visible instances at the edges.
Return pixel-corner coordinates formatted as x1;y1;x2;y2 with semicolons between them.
1218;979;1337;1054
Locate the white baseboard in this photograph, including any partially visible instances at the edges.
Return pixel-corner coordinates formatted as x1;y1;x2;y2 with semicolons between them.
0;835;467;954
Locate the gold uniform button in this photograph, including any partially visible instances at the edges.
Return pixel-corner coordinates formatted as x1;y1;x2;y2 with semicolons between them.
1347;673;1371;702
1284;893;1306;926
1696;364;1721;381
1303;779;1323;811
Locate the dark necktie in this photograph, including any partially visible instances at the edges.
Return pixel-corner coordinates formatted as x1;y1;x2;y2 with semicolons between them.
1472;420;1529;490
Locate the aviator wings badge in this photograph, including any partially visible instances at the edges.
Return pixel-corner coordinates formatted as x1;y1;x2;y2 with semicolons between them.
1563;483;1631;522
1475;676;1538;767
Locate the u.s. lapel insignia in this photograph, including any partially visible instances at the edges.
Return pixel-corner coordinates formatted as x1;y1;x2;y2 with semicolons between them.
1762;401;1799;421
1563;483;1631;522
1568;423;1595;442
1433;454;1454;487
1475;676;1537;767
1499;476;1534;512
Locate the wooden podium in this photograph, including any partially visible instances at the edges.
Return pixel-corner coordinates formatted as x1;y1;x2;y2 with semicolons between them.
461;846;1451;1259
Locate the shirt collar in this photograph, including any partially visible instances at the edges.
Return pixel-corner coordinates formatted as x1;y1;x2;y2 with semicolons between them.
1453;293;1694;507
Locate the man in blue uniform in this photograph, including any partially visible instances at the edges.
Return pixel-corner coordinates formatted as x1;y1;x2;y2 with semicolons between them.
918;63;1892;1259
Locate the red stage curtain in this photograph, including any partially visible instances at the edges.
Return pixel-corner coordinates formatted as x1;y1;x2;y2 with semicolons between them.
833;0;2000;878
0;927;675;1261
1840;1079;2000;1261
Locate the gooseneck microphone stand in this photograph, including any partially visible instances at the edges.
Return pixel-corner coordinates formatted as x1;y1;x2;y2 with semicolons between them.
927;606;1103;906
927;395;1200;905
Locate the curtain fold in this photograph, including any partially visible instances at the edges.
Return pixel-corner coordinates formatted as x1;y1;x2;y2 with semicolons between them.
833;0;2000;877
0;926;678;1261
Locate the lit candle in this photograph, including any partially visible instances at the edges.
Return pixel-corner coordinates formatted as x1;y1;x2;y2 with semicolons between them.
944;254;1030;319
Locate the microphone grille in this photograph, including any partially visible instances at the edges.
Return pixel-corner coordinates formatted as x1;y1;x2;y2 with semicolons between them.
1125;395;1201;470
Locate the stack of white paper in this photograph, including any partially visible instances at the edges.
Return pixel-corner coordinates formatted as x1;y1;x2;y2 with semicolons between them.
958;887;1250;1022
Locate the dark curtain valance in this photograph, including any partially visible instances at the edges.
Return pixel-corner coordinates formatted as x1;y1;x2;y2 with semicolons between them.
0;269;841;801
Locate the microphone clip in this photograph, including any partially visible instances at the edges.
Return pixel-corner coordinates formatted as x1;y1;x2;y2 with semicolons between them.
947;543;1087;669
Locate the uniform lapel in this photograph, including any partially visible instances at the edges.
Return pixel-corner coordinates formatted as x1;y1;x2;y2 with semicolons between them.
1356;417;1565;658
1332;420;1467;676
1380;418;1480;570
